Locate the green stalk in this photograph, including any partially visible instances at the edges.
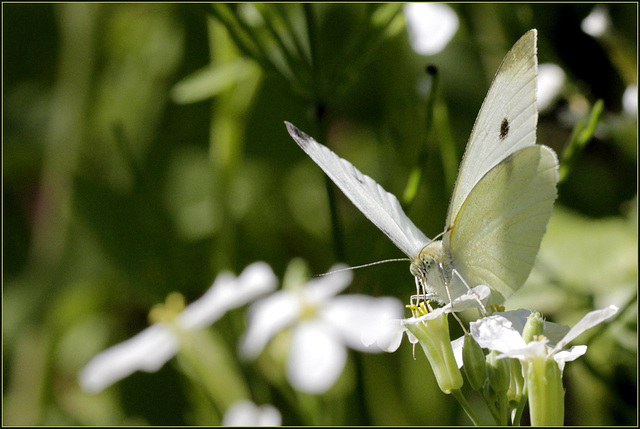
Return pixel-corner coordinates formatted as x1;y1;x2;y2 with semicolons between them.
451;389;484;426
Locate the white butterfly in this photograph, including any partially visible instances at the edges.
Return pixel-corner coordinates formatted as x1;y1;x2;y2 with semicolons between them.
285;29;558;305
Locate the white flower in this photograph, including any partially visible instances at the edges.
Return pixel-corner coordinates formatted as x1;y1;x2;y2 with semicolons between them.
581;5;611;38
623;85;637;116
221;399;281;426
404;3;459;55
470;305;618;371
376;284;492;354
79;262;277;393
239;264;405;394
537;63;566;113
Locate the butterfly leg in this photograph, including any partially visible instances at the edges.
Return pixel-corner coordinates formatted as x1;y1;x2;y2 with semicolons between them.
451;268;488;315
439;262;467;330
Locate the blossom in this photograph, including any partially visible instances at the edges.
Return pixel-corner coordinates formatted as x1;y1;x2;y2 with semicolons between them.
537;63;566;113
375;284;491;355
470;305;618;371
239;262;405;394
404;3;459;55
221;399;281;426
400;285;491;394
470;305;619;426
581;5;611;38
623;85;637;115
79;262;277;393
362;285;490;394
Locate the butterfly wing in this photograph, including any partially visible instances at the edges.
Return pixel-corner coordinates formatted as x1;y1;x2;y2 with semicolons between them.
286;122;430;258
446;30;539;230
447;145;558;303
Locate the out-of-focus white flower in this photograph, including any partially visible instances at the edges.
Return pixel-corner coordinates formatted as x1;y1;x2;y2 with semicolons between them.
623;85;637;116
222;399;282;426
470;305;618;371
537;63;566;113
79;262;277;393
581;5;611;38
404;3;459;55
239;263;405;394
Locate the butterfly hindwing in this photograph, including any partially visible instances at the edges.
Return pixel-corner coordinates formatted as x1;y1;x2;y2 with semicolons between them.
446;145;558;302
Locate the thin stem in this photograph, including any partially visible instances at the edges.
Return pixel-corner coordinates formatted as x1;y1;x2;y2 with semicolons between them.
208;4;288;82
403;65;439;210
253;5;300;82
480;389;502;425
274;4;312;68
511;392;528;426
451;389;484;426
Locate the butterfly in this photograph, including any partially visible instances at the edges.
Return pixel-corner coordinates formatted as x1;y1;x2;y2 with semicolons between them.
285;29;558;305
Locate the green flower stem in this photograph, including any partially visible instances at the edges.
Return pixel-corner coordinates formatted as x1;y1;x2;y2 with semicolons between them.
527;356;564;426
451;389;483;426
273;4;312;66
480;384;503;425
403;65;439;209
174;328;250;417
208;4;285;82
253;5;303;82
559;99;604;183
405;314;463;394
511;390;529;426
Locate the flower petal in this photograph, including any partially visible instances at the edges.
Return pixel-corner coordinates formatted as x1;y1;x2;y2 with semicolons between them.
239;291;300;359
323;295;405;352
404;3;459;55
451;336;465;368
490;309;570;345
180;262;277;330
286;320;347;394
446;285;491;311
497;339;549;361
303;265;352;303
78;324;178;393
554;305;618;351
470;314;528;353
222;399;282;426
554;345;587;371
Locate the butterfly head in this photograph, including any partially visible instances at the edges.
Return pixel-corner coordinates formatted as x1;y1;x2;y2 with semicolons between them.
409;240;452;304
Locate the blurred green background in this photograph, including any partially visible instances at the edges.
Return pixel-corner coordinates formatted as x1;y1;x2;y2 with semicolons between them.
3;3;636;425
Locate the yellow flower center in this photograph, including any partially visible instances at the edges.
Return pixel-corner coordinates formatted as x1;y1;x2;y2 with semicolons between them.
148;292;186;324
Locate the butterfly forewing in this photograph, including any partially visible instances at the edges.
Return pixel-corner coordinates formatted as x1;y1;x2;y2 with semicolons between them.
285;122;431;258
446;30;538;229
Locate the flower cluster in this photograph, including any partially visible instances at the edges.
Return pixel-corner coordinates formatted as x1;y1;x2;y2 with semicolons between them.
379;285;619;426
78;260;404;424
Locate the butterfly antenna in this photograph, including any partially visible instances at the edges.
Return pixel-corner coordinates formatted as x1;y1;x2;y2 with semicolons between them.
417;230;447;256
315;258;411;277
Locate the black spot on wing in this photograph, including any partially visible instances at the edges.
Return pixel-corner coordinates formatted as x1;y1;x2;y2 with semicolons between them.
500;118;510;141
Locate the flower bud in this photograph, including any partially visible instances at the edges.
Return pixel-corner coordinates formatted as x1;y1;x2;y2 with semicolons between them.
527;355;565;426
522;312;545;343
462;334;486;391
486;350;510;393
507;358;525;403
